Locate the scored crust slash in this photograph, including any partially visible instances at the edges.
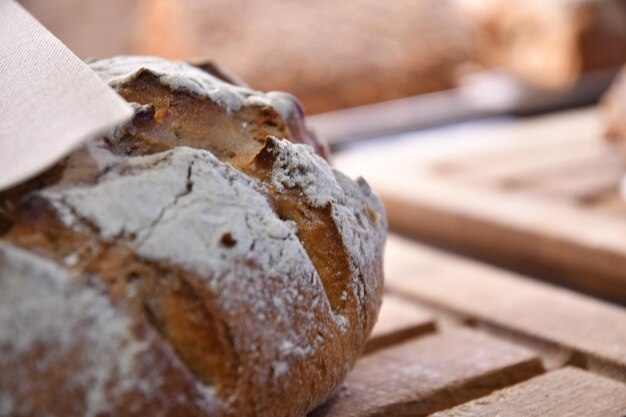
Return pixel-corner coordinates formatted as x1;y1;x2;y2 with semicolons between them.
0;57;387;417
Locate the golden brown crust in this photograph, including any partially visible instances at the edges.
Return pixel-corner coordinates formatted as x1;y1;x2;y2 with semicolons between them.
108;70;326;161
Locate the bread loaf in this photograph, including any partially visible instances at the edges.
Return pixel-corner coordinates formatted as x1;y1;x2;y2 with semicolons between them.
456;0;626;89
0;56;387;417
134;0;474;114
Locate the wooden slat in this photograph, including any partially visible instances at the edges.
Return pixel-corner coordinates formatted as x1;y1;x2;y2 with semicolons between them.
460;146;622;201
309;328;542;417
431;367;626;417
364;294;436;354
446;137;614;187
384;235;626;380
533;164;620;200
335;107;626;303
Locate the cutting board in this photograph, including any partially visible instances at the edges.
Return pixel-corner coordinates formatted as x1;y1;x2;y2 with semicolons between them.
335;107;626;304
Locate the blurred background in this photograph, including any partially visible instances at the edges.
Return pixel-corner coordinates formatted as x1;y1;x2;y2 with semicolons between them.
19;0;626;143
20;0;626;115
18;0;626;304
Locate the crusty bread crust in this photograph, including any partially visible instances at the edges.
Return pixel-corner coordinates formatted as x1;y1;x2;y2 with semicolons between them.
0;242;225;417
0;57;386;417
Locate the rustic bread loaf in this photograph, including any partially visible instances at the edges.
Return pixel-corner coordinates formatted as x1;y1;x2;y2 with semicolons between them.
456;0;626;89
0;56;386;417
134;0;474;114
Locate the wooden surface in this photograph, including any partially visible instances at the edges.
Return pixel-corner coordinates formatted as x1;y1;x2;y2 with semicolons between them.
310;106;626;416
308;234;626;416
431;367;626;417
385;235;626;380
364;294;436;354
335;107;626;303
311;329;542;417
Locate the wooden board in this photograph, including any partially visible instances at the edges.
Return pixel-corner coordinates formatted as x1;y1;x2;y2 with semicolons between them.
431;367;626;417
307;234;626;416
310;328;542;417
364;294;436;354
334;107;626;303
384;235;626;381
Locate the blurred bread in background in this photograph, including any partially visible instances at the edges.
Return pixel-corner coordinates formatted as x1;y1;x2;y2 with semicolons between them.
456;0;626;89
19;0;138;58
134;0;476;114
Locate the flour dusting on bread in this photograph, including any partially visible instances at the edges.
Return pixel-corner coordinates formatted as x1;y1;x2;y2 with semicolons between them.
0;56;386;417
0;243;218;417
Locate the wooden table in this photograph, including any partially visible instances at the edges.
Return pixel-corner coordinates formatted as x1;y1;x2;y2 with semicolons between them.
335;108;626;303
309;107;626;416
310;235;626;416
